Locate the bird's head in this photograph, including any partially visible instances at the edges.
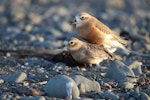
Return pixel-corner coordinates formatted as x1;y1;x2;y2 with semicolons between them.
71;12;92;28
64;38;83;52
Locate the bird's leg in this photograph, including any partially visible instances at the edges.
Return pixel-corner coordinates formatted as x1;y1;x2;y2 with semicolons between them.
89;64;97;80
89;64;93;72
96;63;101;69
95;63;102;80
89;64;100;73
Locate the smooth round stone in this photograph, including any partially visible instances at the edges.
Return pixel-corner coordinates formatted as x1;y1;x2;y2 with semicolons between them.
103;91;119;100
142;89;150;96
124;61;143;76
130;91;140;99
1;72;27;83
59;21;72;33
105;60;137;83
20;96;45;100
0;79;4;84
140;92;150;100
14;33;36;42
128;97;136;100
72;75;101;94
118;82;135;89
44;75;79;99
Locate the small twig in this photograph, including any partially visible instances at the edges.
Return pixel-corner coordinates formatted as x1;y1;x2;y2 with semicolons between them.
130;51;150;57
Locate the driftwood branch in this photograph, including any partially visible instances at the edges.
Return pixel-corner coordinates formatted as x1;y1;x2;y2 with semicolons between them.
0;48;83;67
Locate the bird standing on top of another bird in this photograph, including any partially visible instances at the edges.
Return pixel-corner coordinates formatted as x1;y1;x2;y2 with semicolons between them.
64;37;122;67
71;12;130;54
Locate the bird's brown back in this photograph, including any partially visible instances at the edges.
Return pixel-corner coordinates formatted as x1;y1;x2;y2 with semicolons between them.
76;15;127;46
93;17;127;46
84;43;122;61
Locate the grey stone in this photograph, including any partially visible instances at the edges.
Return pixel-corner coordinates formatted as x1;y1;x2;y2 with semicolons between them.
130;91;140;99
49;28;63;38
140;92;150;100
128;97;136;100
59;21;72;33
132;41;145;52
1;72;27;83
72;75;101;94
103;91;119;100
14;33;36;42
28;13;42;25
105;60;137;82
125;92;130;99
21;96;45;100
65;33;85;41
105;0;125;9
143;89;150;96
74;98;93;100
32;41;53;49
44;75;79;99
118;82;135;89
0;79;4;84
0;93;8;100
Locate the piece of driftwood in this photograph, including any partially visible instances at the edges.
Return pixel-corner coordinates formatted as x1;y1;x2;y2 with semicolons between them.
0;49;83;67
0;47;149;67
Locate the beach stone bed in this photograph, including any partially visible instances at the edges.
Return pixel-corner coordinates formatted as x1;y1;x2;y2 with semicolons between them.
0;0;150;100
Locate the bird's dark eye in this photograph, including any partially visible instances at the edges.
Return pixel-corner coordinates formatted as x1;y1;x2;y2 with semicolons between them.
80;16;85;20
69;41;75;45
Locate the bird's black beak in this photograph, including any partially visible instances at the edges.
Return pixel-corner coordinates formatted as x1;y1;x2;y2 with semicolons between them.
71;19;77;25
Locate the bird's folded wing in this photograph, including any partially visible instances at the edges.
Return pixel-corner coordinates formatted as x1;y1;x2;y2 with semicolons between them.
84;44;111;59
95;21;127;46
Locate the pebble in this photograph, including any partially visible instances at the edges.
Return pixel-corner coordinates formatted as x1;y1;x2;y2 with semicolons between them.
0;92;21;100
118;82;135;89
59;21;72;33
130;91;140;99
0;0;149;100
1;72;27;83
20;96;45;100
143;89;150;96
124;61;143;76
128;97;136;100
103;91;119;100
0;79;4;84
102;82;112;90
49;28;63;38
28;13;42;25
32;41;54;49
105;0;125;9
140;92;150;100
44;75;79;99
29;89;41;96
104;60;137;82
132;41;145;52
74;98;93;100
14;33;36;42
65;32;84;41
25;24;33;33
125;92;130;99
72;75;101;94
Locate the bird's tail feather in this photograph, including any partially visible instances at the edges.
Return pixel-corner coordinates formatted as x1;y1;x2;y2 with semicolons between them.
114;54;123;60
109;53;122;61
123;47;131;55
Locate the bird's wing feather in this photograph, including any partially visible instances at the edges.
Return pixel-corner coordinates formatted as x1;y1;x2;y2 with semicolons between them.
84;44;113;59
94;18;127;46
83;43;122;60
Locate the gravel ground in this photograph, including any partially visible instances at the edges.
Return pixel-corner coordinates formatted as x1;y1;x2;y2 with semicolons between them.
0;0;150;100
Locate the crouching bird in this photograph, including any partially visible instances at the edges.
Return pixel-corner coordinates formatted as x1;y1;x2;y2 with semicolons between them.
64;37;122;68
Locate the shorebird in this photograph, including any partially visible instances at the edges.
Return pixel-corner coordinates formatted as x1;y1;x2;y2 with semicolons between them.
64;37;122;67
72;12;130;54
